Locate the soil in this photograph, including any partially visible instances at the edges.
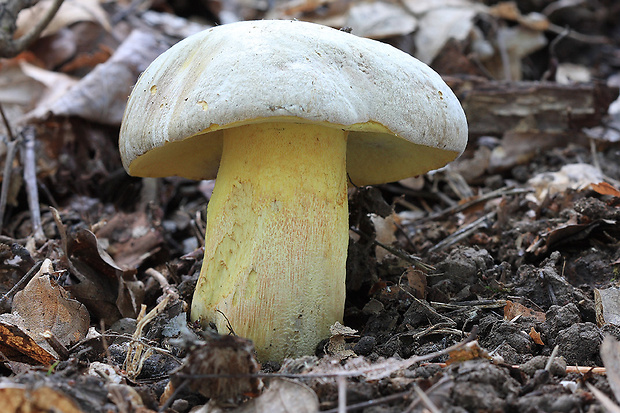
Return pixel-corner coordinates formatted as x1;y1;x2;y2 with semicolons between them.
1;1;620;412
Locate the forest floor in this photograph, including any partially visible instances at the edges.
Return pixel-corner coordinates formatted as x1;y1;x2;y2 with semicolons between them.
1;0;620;412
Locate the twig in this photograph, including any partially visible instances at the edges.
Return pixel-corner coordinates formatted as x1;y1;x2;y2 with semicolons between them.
349;226;434;272
144;268;178;298
50;206;83;279
338;375;347;413
411;186;532;225
428;211;497;253
20;126;45;240
124;293;173;379
545;345;559;372
0;0;65;57
41;330;70;360
323;389;414;413
410;383;441;413
0;260;42;308
0;104;20;234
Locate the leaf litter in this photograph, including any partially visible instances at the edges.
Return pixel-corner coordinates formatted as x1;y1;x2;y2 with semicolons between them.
0;0;619;412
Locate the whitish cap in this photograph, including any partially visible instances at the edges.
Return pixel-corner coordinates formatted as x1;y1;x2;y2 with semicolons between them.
120;20;468;185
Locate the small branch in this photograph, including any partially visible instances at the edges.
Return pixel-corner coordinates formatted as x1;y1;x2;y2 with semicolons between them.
0;260;42;310
428;211;497;253
0;104;20;234
0;0;65;57
0;139;19;234
20;126;45;241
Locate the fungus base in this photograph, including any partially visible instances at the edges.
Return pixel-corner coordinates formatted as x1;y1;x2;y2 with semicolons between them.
191;122;349;361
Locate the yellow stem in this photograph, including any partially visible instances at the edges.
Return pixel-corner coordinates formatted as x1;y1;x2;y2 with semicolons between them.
191;122;349;361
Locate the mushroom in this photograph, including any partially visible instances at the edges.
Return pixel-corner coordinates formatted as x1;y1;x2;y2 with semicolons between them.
119;20;468;361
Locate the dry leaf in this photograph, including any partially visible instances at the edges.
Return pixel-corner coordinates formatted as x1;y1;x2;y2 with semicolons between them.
345;2;417;39
591;181;620;198
326;322;358;360
556;63;592;84
370;213;397;262
12;259;90;347
527;163;604;204
414;6;478;64
94;211;164;270
25;30;171;125
0;259;88;364
404;267;426;298
529;327;544;345
0;384;84;413
19;62;78;116
15;0;111;38
504;300;546;322
446;340;490;365
0;319;56;365
402;0;476;15
66;228;145;324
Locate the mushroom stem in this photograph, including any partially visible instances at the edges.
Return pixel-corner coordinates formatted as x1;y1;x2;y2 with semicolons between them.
191;122;349;361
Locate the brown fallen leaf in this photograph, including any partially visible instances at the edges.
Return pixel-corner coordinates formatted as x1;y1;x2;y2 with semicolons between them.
529;327;544;345
591;181;620;198
504;300;546;322
0;319;56;366
12;259;90;347
65;228;144;325
405;267;427;299
94;210;164;270
326;322;358;360
446;340;490;365
0;259;89;364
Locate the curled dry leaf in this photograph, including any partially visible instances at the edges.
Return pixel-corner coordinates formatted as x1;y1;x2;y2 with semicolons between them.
66;228;144;325
0;319;56;365
94;210;164;270
529;327;544;345
326;322;358;360
591;181;620;198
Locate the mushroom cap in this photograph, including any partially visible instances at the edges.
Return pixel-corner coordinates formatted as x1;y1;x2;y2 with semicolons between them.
120;20;468;186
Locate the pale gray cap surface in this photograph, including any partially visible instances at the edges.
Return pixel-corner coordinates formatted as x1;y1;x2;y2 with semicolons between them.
120;19;468;185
